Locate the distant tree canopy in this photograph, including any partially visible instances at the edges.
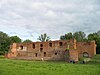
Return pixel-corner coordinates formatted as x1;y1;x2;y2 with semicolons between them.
38;33;50;42
10;36;22;43
23;39;33;43
0;31;11;55
60;32;73;40
60;31;87;42
73;31;86;42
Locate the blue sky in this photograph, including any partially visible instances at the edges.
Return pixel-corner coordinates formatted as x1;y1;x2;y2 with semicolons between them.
0;0;100;41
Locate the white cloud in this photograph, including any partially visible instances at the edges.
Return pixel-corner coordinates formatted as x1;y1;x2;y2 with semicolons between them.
7;11;23;19
0;0;100;41
62;13;75;22
45;10;57;18
32;2;43;9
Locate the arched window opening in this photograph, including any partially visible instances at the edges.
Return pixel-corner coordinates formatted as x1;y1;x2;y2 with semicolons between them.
40;48;43;52
59;42;63;46
40;44;43;47
55;52;57;55
83;52;89;58
44;52;46;57
33;44;35;49
35;53;37;57
49;43;52;47
20;46;23;50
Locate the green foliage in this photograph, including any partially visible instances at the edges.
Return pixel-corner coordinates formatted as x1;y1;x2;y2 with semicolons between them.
0;32;22;55
23;39;33;43
60;32;73;40
0;55;5;59
38;33;50;42
10;36;21;43
79;57;84;61
0;31;11;55
60;31;87;42
73;31;86;42
66;48;69;50
88;54;100;64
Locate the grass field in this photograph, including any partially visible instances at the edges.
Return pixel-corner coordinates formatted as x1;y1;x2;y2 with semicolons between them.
0;55;100;75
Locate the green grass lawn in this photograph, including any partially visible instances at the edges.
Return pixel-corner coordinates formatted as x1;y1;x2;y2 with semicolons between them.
0;55;100;75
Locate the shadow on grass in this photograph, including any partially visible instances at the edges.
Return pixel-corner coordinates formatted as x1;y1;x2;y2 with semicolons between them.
0;55;5;59
87;60;100;65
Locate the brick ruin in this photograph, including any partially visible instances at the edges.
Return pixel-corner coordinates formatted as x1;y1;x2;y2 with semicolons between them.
7;39;96;62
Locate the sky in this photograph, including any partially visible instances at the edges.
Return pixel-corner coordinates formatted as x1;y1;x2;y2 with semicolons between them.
0;0;100;41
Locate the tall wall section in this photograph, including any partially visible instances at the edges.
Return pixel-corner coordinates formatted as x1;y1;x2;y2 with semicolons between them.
76;41;96;58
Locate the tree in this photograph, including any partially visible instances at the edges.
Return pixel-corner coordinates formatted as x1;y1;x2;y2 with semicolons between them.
60;32;73;40
10;36;21;43
23;39;32;43
73;31;86;42
0;31;11;55
88;32;100;42
37;33;50;42
60;31;87;41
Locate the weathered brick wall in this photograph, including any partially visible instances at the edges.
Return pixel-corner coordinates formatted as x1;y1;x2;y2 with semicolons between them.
7;39;96;61
69;50;78;62
76;41;96;58
8;43;18;58
8;40;73;60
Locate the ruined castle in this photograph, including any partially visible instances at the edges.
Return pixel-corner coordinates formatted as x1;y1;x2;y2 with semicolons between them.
7;39;96;62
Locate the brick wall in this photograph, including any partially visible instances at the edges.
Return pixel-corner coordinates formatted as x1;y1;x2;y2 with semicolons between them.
76;41;96;58
7;39;96;61
69;50;78;62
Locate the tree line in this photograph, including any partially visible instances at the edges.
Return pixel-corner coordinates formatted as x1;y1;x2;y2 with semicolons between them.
0;31;100;55
0;31;32;55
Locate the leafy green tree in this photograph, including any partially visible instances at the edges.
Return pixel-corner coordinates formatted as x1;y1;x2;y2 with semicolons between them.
38;33;50;42
23;39;32;43
60;32;73;40
0;31;11;55
88;32;100;42
60;31;87;41
73;31;86;42
10;36;21;43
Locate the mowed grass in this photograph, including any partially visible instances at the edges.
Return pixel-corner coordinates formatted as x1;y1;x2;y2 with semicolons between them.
0;55;100;75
